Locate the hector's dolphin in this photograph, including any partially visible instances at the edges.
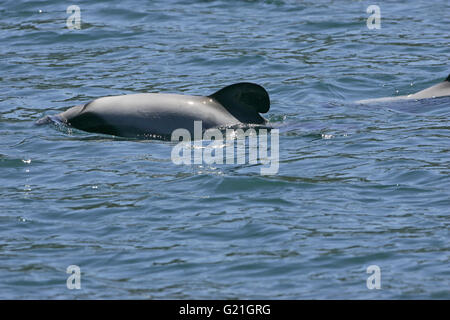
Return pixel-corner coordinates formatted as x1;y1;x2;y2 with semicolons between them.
39;74;449;139
357;74;450;104
40;83;270;138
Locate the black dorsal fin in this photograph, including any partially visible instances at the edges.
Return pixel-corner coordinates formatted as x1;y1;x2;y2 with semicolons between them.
209;82;270;124
446;74;450;82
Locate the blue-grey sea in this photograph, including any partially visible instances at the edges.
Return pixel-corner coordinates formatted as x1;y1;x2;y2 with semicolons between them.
0;0;449;299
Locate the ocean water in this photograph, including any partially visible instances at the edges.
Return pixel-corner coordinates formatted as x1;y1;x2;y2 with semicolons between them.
0;0;449;299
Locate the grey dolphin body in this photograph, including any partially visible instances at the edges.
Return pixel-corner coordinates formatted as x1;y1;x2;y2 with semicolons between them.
40;74;449;138
46;83;270;138
357;74;450;104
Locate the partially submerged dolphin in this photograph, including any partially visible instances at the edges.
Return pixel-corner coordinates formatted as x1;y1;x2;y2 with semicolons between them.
39;74;449;139
357;74;450;104
39;83;270;138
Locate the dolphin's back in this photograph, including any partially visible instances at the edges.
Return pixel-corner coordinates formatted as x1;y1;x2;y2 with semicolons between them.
42;82;271;138
408;78;450;100
357;73;450;104
61;93;238;137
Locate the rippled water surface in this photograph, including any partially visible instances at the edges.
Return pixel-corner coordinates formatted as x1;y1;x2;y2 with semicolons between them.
1;0;449;299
